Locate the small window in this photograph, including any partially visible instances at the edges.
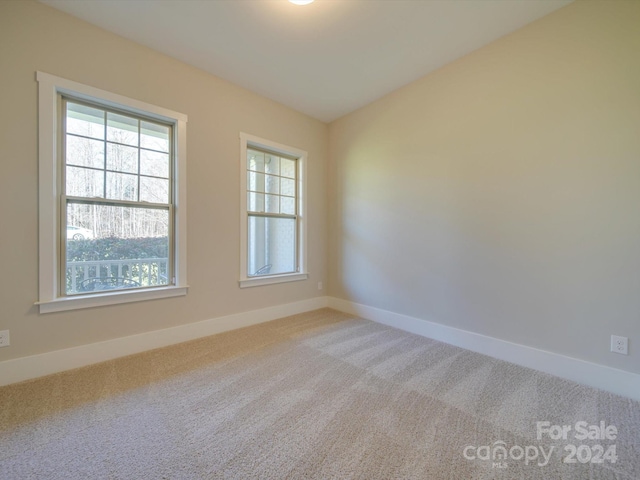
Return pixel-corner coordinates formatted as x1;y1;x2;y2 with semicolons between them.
239;133;308;288
37;72;188;313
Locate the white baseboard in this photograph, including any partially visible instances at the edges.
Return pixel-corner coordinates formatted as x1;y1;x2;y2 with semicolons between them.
0;296;330;387
328;297;640;402
4;295;638;401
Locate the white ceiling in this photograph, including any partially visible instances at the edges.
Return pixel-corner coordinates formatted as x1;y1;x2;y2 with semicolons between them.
41;0;572;123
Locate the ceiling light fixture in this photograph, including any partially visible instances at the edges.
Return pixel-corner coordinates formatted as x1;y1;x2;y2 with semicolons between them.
289;0;314;5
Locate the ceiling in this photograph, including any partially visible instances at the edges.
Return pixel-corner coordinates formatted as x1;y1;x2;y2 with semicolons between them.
40;0;573;123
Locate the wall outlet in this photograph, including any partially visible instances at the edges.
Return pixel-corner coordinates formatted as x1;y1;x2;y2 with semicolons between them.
317;281;323;290
611;335;628;355
0;330;9;348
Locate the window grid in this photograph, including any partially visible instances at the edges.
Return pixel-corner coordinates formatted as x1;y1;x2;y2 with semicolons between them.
246;167;297;215
63;100;172;206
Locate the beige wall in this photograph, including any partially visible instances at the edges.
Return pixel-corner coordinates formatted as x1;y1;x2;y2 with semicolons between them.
0;0;328;361
329;0;640;373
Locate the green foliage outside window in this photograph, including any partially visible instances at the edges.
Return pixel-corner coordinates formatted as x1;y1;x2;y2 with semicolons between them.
66;237;169;292
67;236;168;262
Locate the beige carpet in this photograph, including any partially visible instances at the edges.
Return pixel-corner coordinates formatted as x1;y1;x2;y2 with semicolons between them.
0;308;638;479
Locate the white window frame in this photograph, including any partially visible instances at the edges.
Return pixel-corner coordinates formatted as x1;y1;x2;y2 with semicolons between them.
239;133;308;288
36;72;188;313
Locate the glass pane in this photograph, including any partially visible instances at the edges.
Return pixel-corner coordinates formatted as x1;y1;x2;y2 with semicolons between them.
140;150;169;178
66;102;104;140
248;171;264;193
65;202;170;295
107;112;138;146
281;196;296;215
280;158;296;178
66;166;104;198
265;154;279;175
66;135;104;169
107;143;138;173
281;177;295;197
248;216;296;276
265;174;279;195
247;192;264;212
106;172;138;201
141;121;169;153
140;177;169;204
265;194;280;213
247;149;265;172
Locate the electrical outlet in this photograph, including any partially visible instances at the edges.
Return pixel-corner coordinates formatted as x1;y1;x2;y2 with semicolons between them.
611;335;628;355
0;330;9;348
318;281;323;290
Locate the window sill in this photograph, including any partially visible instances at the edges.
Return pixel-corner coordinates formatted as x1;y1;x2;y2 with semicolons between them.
239;273;308;289
36;285;189;314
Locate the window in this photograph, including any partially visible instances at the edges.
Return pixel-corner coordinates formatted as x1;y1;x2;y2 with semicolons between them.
239;133;307;288
37;72;188;313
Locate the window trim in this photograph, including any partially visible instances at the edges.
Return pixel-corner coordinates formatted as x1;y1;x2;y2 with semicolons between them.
36;72;188;313
239;132;308;288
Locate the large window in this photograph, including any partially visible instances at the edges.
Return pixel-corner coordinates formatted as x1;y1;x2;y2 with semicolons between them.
37;72;188;313
239;133;307;288
63;100;172;295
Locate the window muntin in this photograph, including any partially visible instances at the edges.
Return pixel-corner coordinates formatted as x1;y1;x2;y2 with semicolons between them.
62;98;173;296
246;147;299;277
